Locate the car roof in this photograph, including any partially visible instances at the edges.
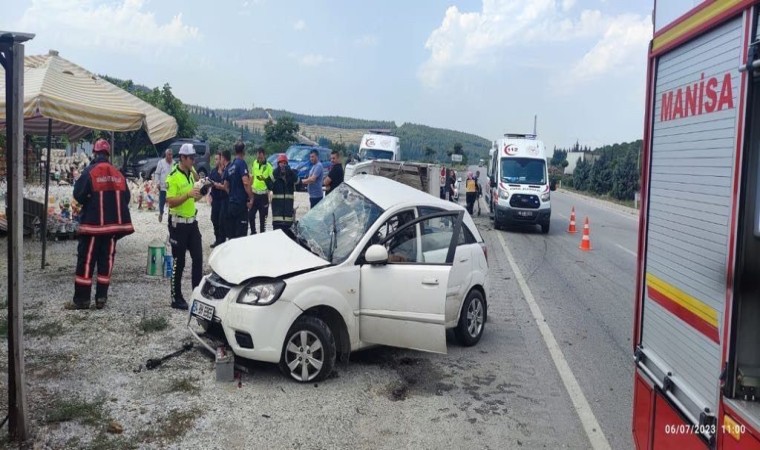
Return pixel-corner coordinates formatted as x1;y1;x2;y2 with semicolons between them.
347;174;466;212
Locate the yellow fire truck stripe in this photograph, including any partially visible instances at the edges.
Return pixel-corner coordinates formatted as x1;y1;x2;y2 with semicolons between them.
646;273;719;327
653;0;744;53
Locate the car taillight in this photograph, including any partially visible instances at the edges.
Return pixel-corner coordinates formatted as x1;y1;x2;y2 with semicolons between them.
480;242;487;264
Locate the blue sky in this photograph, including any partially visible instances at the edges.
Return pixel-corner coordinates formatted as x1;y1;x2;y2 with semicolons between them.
4;0;654;150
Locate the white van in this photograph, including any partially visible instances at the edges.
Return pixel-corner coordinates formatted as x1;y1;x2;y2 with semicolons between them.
357;131;400;161
485;133;553;233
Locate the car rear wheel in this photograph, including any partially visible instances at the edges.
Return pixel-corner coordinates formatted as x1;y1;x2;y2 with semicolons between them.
279;316;336;383
454;290;486;346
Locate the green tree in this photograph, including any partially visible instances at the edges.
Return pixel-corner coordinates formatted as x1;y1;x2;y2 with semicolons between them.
264;116;299;144
573;158;591;191
424;146;436;162
589;152;613;195
611;149;639;200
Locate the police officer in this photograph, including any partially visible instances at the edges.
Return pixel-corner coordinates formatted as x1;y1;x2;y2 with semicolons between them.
249;147;273;234
68;138;134;310
166;143;205;310
224;141;253;239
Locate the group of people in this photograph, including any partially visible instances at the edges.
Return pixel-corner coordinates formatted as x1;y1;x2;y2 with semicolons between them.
68;138;345;311
439;167;483;215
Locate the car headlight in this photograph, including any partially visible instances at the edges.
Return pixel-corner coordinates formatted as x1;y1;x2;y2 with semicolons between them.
499;189;509;199
541;192;550;202
137;159;148;165
236;279;285;306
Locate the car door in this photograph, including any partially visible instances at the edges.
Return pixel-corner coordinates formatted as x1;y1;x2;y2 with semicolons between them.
359;210;464;354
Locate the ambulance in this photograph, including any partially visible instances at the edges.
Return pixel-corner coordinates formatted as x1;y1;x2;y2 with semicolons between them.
485;133;552;233
633;1;760;449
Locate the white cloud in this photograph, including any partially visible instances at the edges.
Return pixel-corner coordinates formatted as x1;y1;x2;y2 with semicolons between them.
299;54;334;67
354;34;379;47
568;14;651;83
16;0;199;53
294;19;306;31
419;0;651;87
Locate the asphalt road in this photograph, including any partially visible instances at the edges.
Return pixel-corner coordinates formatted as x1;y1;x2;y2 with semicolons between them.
465;165;638;449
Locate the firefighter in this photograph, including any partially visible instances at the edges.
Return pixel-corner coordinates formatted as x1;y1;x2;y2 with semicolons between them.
165;143;205;310
249;147;273;234
68;138;134;310
271;154;297;231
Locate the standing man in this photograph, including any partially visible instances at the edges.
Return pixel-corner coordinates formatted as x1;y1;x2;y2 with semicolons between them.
271;154;297;231
165;144;204;310
301;149;324;208
208;152;228;247
323;150;344;194
68;139;134;310
249;147;273;234
154;148;173;222
224;141;253;239
465;172;478;214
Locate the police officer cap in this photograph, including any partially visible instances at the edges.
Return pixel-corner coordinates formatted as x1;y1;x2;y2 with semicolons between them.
178;143;196;156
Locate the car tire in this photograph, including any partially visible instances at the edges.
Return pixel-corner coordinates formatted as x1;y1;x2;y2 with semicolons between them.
454;290;486;346
541;221;550;234
279;316;336;383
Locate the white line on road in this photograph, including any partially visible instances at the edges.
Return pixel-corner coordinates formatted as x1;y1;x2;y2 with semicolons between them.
615;244;637;258
495;232;612;450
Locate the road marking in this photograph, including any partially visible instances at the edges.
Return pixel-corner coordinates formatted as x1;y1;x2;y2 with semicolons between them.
615;244;637;258
495;232;612;450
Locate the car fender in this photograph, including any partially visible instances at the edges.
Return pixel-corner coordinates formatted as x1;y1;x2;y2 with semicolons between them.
287;279;358;347
452;268;488;326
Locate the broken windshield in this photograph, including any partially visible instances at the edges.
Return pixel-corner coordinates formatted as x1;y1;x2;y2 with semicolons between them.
296;183;383;264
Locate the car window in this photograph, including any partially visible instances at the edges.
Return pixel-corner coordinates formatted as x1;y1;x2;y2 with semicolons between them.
379;212;459;264
371;210;417;245
194;144;206;156
458;224;477;245
320;149;330;162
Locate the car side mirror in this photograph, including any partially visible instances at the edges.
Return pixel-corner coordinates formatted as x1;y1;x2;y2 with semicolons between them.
365;245;389;265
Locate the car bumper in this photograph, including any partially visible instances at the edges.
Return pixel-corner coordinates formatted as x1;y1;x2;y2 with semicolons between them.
494;204;550;225
187;281;303;363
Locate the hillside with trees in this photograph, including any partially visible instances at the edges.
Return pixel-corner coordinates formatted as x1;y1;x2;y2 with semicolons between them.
551;140;642;202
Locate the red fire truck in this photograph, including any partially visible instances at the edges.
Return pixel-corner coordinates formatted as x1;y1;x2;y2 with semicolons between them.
634;1;760;449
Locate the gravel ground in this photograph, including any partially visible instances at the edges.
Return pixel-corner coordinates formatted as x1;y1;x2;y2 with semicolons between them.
0;185;590;449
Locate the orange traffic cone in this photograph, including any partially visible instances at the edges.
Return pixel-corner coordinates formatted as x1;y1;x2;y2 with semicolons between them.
579;217;592;251
567;206;577;233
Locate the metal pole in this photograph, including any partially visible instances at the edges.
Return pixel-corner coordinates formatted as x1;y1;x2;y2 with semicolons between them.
41;118;51;269
5;39;29;442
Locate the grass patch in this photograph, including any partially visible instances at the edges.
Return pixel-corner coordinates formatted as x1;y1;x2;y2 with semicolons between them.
138;408;203;445
24;311;42;322
45;395;106;426
165;378;201;395
27;320;64;338
27;350;73;379
138;316;168;333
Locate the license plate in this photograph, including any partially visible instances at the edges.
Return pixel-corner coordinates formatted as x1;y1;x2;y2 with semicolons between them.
191;300;214;321
517;211;534;217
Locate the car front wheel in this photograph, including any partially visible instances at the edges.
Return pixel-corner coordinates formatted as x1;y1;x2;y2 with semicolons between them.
454;290;486;346
279;316;336;383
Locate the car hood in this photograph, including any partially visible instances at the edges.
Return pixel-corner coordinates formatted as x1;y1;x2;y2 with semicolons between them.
208;230;330;285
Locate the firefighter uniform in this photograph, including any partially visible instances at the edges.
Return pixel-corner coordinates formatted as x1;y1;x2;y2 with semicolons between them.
271;155;297;230
166;156;203;309
70;140;134;309
249;159;273;234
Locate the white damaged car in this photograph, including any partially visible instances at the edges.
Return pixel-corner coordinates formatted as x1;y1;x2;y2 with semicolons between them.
188;175;489;382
